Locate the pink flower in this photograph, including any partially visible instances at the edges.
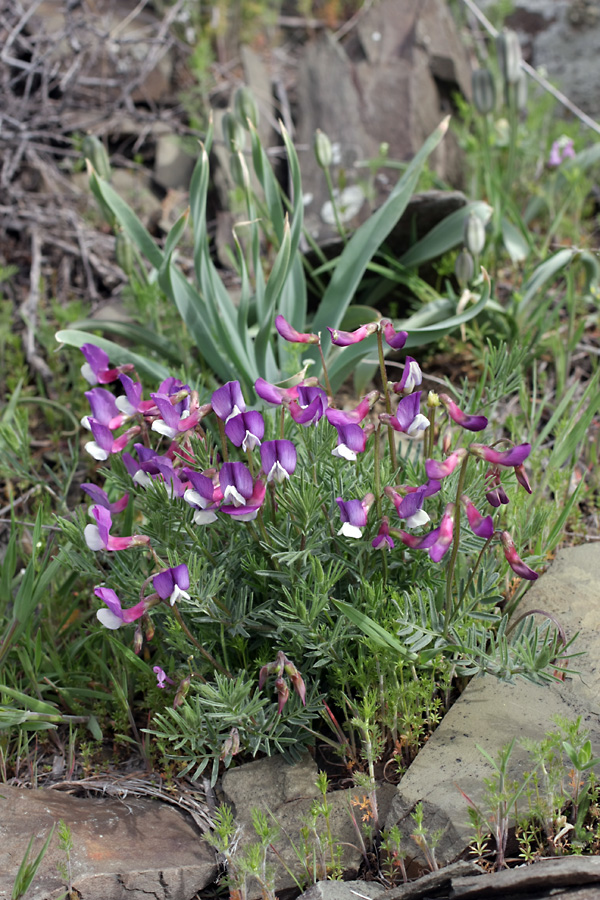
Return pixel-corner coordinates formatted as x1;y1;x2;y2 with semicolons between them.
94;586;148;629
425;448;467;480
275;314;319;344
372;517;395;551
84;505;150;552
469;443;531;467
501;531;538;580
325;391;379;427
439;394;488;432
153;666;175;689
461;495;494;539
398;503;455;562
327;322;378;346
382;322;408;350
392;357;422;393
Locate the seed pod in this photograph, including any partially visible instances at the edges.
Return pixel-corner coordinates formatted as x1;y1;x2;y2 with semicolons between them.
82;135;111;180
222;111;246;153
314;129;333;169
496;29;522;85
233;85;259;130
463;213;486;256
455;248;474;288
471;68;496;115
115;231;134;276
229;151;250;191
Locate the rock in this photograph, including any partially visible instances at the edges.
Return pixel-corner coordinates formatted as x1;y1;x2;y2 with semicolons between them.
472;1;600;120
450;855;600;898
221;753;397;897
0;783;217;900
300;880;386;900
154;136;196;191
384;543;600;869
294;0;471;244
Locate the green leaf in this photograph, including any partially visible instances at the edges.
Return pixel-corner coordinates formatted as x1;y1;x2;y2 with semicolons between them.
501;216;529;263
311;117;451;347
70;319;182;365
333;599;416;661
398;201;492;269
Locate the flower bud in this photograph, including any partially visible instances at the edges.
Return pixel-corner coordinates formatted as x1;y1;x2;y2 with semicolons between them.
472;68;496;115
427;391;440;408
173;675;191;709
115;232;135;277
463;213;486;256
233;86;259;130
230;151;250;191
314;129;333;169
133;625;143;655
222;111;246;153
496;29;522;85
455;248;474;288
83;135;111;180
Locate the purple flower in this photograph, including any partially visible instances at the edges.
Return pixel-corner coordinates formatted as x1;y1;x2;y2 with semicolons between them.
94;586;147;629
327;322;378;346
385;484;431;528
461;495;494;539
392;357;422;394
335;493;374;539
81;483;129;514
469;443;531;467
425;448;467;480
399;503;455;562
325;391;379;427
117;374;156;417
439;394;488;432
84;420;140;461
211;381;246;422
225;411;265;451
514;463;532;494
275;314;319;344
219;462;266;520
82;388;123;430
80;344;133;386
182;469;220;524
548;137;575;168
331;423;370;461
153;564;191;606
260;440;297;483
85;505;150;552
380;392;429;437
372;517;394;551
153;665;175;689
485;467;510;508
150;392;201;439
382;322;409;350
254;377;301;406
501;531;538;580
289;385;328;426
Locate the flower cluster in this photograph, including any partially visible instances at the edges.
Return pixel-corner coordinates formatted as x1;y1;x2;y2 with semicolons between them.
75;319;538;711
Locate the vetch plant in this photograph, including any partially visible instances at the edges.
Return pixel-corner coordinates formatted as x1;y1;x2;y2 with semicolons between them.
58;309;569;783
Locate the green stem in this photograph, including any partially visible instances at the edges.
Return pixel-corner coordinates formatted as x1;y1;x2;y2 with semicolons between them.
172;605;232;677
443;454;470;637
217;417;229;462
183;522;218;566
323;166;347;243
377;329;398;472
318;340;334;402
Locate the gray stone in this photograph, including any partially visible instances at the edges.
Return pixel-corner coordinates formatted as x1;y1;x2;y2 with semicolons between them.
294;0;471;244
0;784;216;900
384;544;600;868
300;879;385;900
450;854;600;897
221;753;396;897
472;0;600;120
154;136;196;191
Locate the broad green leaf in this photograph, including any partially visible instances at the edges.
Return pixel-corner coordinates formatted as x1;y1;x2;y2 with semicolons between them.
333;600;416;661
56;329;171;381
0;686;59;715
310;117;451;348
501;216;529;263
89;172;163;269
398;201;492;269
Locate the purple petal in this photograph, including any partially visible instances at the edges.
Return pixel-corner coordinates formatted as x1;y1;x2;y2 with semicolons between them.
211;382;246;421
383;322;408;350
225;411;265;448
85;388;120;426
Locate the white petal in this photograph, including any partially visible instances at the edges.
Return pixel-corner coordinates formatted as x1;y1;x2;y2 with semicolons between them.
81;363;97;385
116;395;136;416
332;444;356;461
96;608;124;629
267;462;288;484
405;510;430;529
193;509;218;525
407;414;430;437
242;431;261;452
81;415;92;431
223;485;246;507
84;441;109;461
152;421;177;439
337;522;363;539
84;524;105;551
133;471;152;487
232;509;259;522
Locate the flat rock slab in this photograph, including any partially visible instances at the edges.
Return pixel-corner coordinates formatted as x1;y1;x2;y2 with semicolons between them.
385;543;600;867
221;753;396;896
0;784;216;900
